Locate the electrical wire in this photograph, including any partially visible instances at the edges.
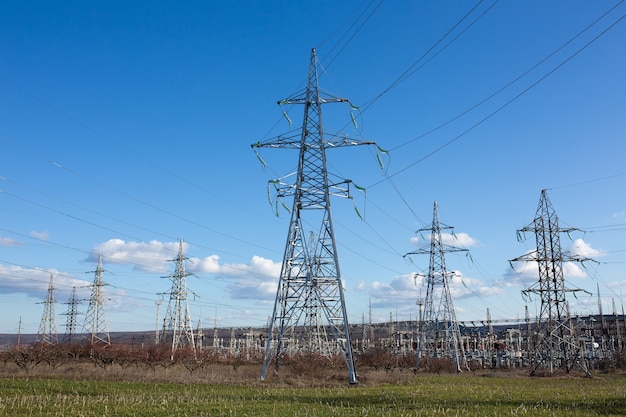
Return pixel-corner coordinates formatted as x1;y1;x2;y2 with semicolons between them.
368;9;626;188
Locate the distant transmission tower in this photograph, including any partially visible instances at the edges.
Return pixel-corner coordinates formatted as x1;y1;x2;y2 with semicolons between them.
406;201;467;372
255;48;379;384
161;239;196;359
36;273;58;345
82;254;111;347
62;286;82;343
511;189;590;376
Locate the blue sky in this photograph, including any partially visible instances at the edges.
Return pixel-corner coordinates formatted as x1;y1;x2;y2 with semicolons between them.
1;1;625;335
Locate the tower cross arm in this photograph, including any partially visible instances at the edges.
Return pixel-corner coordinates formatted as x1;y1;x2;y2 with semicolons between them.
278;96;349;106
252;135;377;150
406;245;468;257
251;134;302;150
509;250;538;263
324;134;377;148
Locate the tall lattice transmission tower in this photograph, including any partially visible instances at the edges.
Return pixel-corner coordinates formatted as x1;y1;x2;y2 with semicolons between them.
36;273;58;345
511;189;590;376
62;286;82;343
405;201;467;372
160;239;196;359
82;254;111;347
254;48;379;384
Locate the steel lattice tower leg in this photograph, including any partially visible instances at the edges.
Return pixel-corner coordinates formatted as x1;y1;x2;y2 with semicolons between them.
36;273;58;345
62;286;81;343
82;254;111;347
255;48;378;384
511;189;590;376
406;201;467;372
161;239;196;359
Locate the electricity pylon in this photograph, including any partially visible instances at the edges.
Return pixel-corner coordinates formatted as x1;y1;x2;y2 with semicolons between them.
254;48;378;384
62;286;81;343
511;189;590;376
405;201;467;372
161;239;196;359
82;254;111;346
36;273;58;345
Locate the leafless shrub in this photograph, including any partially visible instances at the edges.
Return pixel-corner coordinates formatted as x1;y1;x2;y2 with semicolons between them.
89;345;115;369
357;347;396;371
8;345;41;374
143;344;171;372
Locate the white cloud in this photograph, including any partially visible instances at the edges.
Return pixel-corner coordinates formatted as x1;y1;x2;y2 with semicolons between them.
504;257;538;287
562;262;587;279
442;232;477;247
506;249;589;283
568;238;603;258
611;210;626;222
0;264;90;299
89;239;182;273
221;256;281;300
30;230;49;240
370;270;504;311
88;239;283;302
370;273;424;308
408;232;478;248
187;254;221;274
0;237;22;247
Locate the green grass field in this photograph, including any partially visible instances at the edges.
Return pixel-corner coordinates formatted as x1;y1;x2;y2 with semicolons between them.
1;374;625;416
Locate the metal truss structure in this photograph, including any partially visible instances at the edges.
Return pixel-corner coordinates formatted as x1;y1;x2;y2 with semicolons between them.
62;286;81;343
406;201;468;372
511;189;590;376
36;273;58;345
82;254;111;347
255;48;377;384
161;239;196;359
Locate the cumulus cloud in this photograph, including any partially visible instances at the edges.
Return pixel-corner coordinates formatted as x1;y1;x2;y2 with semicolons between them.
0;264;90;299
88;239;182;273
370;270;504;311
370;273;421;308
354;280;366;292
0;237;22;247
611;210;626;222
568;239;603;258
409;232;478;248
220;256;281;301
506;247;590;284
442;232;477;247
30;230;49;240
187;255;221;274
88;239;283;302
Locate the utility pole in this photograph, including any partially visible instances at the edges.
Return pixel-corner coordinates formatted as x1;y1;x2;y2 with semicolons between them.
255;48;379;384
17;316;22;346
196;318;204;350
598;283;607;348
369;298;374;344
82;254;111;347
511;189;590;376
525;305;532;363
213;313;220;350
613;298;623;351
62;286;81;343
36;273;58;345
406;201;468;372
154;299;162;346
161;239;196;359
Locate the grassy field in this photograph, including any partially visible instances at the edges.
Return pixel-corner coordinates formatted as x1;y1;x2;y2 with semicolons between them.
1;373;625;416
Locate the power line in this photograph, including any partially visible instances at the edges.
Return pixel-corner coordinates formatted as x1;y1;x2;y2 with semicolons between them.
368;10;626;188
360;0;495;117
390;0;624;153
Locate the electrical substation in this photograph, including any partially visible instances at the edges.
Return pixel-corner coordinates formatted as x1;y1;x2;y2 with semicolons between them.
21;49;626;381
